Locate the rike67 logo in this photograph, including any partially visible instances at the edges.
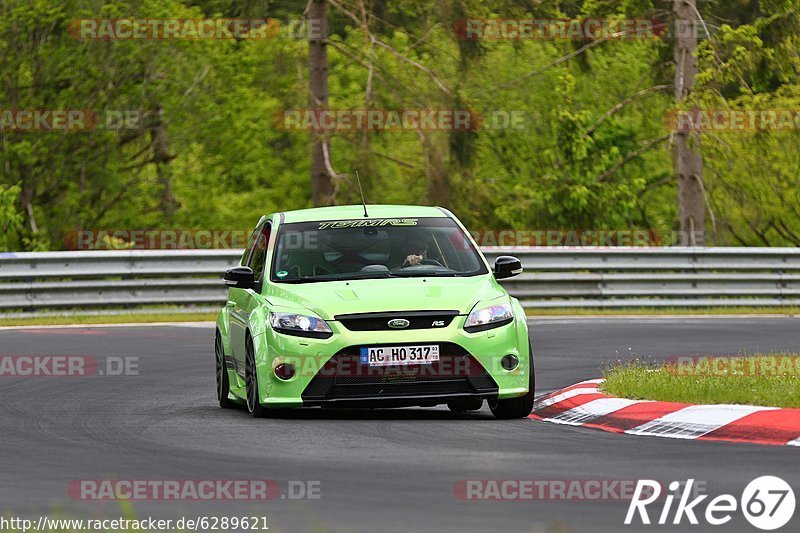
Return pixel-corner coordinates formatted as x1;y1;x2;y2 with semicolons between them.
626;477;795;530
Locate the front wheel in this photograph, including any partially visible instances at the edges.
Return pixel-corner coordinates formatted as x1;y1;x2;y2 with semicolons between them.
489;343;535;419
245;334;269;418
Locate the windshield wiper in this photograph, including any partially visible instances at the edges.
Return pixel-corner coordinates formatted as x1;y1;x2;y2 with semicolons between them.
278;271;395;283
390;270;460;278
278;270;464;283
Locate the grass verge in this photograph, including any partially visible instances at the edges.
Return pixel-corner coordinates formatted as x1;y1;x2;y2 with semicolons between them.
601;355;800;408
0;312;216;327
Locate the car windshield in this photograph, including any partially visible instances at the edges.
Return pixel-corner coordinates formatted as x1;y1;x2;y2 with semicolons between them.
270;217;488;282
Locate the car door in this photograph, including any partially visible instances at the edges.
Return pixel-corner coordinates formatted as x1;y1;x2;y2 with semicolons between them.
229;223;260;367
229;221;272;371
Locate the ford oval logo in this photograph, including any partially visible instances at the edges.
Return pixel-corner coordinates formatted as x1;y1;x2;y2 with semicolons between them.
387;318;410;329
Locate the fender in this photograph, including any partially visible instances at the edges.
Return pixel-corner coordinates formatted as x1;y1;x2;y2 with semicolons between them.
215;307;231;356
247;292;271;401
511;297;531;360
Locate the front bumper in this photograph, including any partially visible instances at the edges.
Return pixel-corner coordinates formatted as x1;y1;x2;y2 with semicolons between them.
300;343;500;407
250;310;531;408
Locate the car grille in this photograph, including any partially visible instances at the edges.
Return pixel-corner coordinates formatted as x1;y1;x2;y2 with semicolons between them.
335;310;459;331
301;342;498;402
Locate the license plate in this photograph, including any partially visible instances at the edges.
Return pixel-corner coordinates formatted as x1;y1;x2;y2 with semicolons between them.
360;345;440;366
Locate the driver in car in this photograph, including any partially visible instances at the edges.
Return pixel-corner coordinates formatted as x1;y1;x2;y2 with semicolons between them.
402;238;429;267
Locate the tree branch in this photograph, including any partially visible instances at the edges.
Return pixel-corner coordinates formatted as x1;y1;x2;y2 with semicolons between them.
321;138;346;179
472;28;642;96
369;35;450;94
597;134;671;183
582;85;670;138
327;39;424;106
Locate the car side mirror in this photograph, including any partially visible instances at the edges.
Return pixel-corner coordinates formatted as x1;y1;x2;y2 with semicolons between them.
224;266;255;290
493;256;523;280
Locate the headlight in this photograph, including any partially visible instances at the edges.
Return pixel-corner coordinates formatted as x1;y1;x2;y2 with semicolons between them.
269;311;333;339
464;302;514;333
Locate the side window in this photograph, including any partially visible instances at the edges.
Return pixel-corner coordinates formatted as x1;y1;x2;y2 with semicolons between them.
241;226;260;266
247;223;272;283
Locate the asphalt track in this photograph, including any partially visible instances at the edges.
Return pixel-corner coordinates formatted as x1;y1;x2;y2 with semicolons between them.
0;317;798;532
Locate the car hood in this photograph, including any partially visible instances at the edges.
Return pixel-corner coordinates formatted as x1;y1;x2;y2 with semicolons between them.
266;275;506;319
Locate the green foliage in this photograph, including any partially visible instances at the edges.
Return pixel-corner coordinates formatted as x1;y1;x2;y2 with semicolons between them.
0;0;797;249
0;183;24;250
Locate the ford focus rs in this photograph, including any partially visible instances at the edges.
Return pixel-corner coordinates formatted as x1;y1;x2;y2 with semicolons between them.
215;205;534;418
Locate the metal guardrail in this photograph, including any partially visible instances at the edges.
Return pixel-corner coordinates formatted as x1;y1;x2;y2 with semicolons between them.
1;248;799;313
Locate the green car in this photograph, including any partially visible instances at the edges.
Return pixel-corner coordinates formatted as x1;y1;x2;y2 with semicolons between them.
215;205;534;419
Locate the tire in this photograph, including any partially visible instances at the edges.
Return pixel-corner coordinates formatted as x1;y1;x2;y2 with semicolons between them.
447;398;483;412
489;342;535;419
245;334;269;418
215;331;235;409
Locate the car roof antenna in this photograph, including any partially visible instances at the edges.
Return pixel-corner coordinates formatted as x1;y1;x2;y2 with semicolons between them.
355;170;369;218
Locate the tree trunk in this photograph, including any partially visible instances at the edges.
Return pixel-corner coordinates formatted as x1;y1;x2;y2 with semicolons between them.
673;0;705;246
420;132;450;206
308;0;334;206
149;105;177;223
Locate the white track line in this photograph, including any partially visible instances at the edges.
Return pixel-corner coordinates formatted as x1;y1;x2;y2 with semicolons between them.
625;404;776;440
544;397;641;425
534;387;600;410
